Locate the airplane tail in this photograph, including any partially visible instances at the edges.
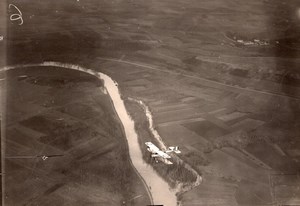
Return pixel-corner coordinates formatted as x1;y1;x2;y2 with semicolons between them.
166;146;181;154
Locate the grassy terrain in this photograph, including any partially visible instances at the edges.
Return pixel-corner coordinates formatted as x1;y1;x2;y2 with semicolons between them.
3;67;150;205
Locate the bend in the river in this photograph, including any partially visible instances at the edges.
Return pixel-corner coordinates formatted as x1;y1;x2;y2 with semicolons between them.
1;62;177;206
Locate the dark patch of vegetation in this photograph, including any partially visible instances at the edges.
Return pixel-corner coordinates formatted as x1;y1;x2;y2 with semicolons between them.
152;161;196;188
21;115;73;134
212;130;250;149
25;75;102;88
229;68;249;78
182;150;210;167
183;120;229;140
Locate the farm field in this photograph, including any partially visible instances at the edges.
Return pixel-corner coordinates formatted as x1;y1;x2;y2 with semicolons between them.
2;67;150;205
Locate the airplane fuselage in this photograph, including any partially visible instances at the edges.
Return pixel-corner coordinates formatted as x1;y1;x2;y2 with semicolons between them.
145;142;181;165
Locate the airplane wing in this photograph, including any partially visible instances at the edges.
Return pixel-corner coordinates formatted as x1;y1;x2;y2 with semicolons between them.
145;142;171;160
157;150;171;159
145;142;160;153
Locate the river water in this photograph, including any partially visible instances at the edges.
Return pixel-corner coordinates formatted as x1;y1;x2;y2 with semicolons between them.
1;62;178;206
100;73;177;206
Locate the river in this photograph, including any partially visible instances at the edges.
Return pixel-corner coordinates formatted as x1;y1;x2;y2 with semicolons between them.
1;62;178;206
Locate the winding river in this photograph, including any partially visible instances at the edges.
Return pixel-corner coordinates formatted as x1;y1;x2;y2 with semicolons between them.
1;62;177;206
